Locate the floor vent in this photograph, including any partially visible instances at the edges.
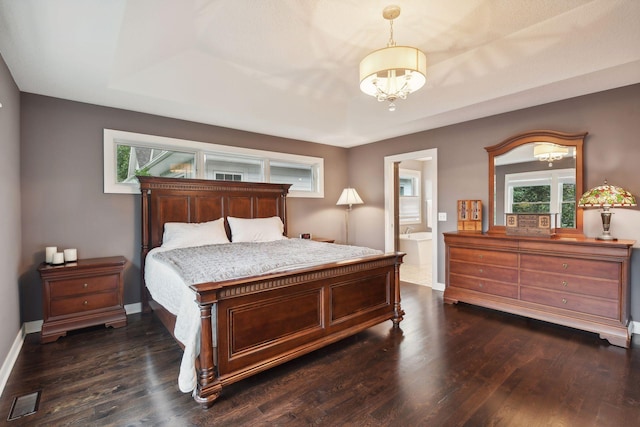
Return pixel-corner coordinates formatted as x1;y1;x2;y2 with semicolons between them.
7;391;41;421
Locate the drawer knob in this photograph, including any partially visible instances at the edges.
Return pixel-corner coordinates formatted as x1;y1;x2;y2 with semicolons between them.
478;283;483;288
83;300;88;306
562;263;568;269
562;298;567;304
83;283;88;288
562;281;568;287
478;269;484;273
478;254;484;259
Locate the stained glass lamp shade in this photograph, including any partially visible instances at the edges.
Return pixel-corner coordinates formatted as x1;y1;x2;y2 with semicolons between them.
578;181;636;240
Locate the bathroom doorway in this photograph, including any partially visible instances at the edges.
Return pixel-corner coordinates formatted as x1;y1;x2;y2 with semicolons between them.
384;149;440;290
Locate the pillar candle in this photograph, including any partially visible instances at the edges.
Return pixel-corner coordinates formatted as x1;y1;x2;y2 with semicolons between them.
63;248;77;262
51;252;65;265
45;246;57;264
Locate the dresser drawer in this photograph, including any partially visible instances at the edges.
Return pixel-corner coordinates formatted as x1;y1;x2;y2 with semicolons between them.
450;260;518;283
449;247;518;267
50;291;119;317
520;270;619;299
520;287;619;319
49;274;119;298
450;274;518;299
520;254;619;280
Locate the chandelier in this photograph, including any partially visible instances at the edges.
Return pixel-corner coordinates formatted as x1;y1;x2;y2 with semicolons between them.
533;143;569;166
359;5;427;111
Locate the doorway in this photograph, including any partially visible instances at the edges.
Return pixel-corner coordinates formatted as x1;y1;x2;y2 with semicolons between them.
384;149;440;290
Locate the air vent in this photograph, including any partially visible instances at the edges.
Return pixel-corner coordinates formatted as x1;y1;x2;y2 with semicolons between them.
7;390;41;421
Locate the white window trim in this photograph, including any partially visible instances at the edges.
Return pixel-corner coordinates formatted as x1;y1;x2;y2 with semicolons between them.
104;129;324;198
504;168;574;217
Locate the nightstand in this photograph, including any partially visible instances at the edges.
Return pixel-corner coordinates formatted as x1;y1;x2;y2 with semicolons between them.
38;256;127;343
311;237;335;243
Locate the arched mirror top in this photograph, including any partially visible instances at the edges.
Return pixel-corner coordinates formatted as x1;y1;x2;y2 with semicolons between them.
486;130;586;236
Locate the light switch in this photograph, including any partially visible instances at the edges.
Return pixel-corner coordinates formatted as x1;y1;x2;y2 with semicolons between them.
438;212;447;221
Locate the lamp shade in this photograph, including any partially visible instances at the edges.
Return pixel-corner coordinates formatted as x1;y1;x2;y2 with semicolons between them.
578;182;637;207
336;188;364;207
359;46;427;98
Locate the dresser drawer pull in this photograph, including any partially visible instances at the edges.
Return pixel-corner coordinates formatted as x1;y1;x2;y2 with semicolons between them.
562;298;567;304
478;269;484;273
478;283;483;288
83;300;88;306
478;254;484;259
562;263;569;269
83;283;88;288
562;281;568;287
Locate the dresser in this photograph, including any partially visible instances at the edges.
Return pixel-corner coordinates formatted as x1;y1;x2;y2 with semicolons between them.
38;256;127;343
444;232;634;347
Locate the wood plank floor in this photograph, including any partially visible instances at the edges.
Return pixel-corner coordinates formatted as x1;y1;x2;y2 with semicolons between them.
1;283;638;426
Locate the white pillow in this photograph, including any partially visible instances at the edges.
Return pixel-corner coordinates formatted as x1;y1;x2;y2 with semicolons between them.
227;216;286;242
161;218;230;249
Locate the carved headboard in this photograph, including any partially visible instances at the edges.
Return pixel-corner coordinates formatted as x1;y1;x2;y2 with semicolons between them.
138;176;291;308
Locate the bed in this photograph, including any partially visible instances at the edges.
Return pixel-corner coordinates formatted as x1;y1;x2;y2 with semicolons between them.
138;176;404;408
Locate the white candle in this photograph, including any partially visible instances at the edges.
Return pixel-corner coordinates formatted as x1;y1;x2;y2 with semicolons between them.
63;248;77;262
52;252;65;265
45;246;57;264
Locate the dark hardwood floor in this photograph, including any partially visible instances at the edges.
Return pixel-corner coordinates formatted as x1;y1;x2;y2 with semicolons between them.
1;283;638;426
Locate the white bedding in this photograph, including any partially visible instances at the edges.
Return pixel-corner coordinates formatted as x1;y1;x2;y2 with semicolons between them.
145;246;208;393
144;239;382;394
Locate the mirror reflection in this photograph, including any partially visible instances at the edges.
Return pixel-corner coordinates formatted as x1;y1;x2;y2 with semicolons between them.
494;143;576;227
486;130;586;235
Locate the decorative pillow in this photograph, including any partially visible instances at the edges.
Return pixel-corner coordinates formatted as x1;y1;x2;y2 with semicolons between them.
161;218;230;249
227;216;286;242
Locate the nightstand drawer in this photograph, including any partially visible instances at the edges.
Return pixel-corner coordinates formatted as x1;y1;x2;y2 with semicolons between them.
50;291;119;317
50;274;118;298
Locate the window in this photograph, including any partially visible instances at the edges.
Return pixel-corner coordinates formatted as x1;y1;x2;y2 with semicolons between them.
104;129;324;197
116;144;196;182
399;169;422;224
505;169;575;228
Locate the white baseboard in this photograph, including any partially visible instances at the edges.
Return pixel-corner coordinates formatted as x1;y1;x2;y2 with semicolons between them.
432;281;445;292
24;320;43;335
0;326;26;397
23;303;142;335
125;302;142;315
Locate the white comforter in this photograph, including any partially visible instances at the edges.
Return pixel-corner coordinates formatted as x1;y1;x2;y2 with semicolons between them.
144;239;382;393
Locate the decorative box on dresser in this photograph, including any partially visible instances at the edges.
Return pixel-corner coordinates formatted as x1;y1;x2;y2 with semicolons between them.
38;256;127;343
444;233;634;348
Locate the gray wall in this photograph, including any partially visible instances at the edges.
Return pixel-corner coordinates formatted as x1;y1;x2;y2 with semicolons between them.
0;53;22;363
19;94;349;322
14;83;640;326
348;84;640;319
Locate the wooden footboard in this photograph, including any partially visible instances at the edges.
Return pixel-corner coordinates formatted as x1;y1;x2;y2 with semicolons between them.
192;253;404;408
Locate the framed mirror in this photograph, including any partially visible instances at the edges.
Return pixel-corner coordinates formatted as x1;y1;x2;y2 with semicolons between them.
486;130;586;236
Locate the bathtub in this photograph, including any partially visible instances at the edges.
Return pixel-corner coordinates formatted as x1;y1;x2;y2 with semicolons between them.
398;232;432;266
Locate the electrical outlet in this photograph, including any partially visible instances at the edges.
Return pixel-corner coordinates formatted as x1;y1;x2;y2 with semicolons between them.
438;212;447;221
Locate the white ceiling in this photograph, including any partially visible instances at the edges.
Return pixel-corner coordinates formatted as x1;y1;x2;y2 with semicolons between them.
1;0;639;148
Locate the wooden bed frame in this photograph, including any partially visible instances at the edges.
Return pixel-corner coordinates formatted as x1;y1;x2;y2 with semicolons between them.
139;176;404;408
